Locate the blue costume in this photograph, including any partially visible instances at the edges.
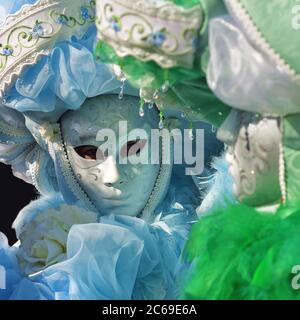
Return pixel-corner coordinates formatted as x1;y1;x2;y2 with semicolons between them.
0;0;230;300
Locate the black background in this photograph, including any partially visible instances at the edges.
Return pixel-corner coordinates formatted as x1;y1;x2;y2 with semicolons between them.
0;300;292;317
0;163;36;245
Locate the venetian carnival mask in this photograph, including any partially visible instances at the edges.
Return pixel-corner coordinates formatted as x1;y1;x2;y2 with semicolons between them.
217;110;282;207
61;95;161;217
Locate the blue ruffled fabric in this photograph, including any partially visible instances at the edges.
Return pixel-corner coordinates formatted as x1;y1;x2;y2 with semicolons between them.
0;0;229;301
5;27;123;122
1;1;131;123
0;0;37;23
42;216;180;300
0;170;199;300
39;178;198;300
2;0;124;122
0;154;233;300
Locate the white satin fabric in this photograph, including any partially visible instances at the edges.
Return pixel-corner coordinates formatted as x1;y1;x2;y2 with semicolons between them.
207;16;300;117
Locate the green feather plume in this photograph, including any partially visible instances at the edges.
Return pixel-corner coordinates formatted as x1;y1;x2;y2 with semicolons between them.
183;202;300;300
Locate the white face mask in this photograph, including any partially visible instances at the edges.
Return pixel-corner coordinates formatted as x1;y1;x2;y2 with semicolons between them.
61;95;160;216
217;110;282;207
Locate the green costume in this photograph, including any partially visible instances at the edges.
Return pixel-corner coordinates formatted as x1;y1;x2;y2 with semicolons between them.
183;0;300;300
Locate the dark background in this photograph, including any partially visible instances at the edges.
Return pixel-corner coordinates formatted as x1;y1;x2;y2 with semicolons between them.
0;163;36;245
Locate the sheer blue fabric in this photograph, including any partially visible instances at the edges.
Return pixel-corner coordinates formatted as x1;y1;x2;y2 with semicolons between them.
0;0;37;23
0;0;230;300
0;0;136;192
5;27;123;121
1;170;201;300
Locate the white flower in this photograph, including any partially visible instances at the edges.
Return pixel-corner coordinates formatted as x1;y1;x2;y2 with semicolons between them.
17;204;97;275
38;123;63;148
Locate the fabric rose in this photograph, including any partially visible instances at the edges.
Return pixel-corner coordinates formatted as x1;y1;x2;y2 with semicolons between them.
17;204;97;275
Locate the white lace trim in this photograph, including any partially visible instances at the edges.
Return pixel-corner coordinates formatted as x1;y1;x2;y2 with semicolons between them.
48;124;97;212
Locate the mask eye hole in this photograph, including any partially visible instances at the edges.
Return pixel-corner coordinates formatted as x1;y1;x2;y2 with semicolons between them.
121;139;147;158
74;145;98;160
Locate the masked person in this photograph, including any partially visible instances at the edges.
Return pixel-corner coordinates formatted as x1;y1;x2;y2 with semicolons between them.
183;0;300;300
0;0;225;300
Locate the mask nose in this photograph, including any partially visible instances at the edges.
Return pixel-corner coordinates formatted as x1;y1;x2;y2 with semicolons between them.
101;156;124;187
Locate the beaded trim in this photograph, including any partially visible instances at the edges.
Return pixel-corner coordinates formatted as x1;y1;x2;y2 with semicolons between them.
141;128;173;222
47;123;97;212
225;0;300;85
279;118;287;204
0;118;31;139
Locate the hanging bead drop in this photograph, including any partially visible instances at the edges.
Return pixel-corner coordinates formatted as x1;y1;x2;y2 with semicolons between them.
148;101;154;109
139;103;145;117
161;80;170;93
159;111;164;129
118;79;126;100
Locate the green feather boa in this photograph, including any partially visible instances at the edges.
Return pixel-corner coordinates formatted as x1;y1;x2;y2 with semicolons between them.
183;202;300;300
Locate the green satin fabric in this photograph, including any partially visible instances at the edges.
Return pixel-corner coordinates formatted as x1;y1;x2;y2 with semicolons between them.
238;0;300;80
172;0;201;8
162;77;231;127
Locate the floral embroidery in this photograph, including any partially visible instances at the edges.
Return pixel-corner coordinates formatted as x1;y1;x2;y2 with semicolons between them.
96;0;203;68
29;20;44;40
0;45;13;56
147;29;167;47
50;0;96;27
80;6;90;20
109;16;121;32
56;14;68;25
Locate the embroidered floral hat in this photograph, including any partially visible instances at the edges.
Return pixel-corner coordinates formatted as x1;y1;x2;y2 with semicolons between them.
0;0;133;210
94;0;231;127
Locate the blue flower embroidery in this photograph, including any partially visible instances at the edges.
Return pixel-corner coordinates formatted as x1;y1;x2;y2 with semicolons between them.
148;31;166;47
109;16;121;32
1;46;13;56
29;21;44;39
192;37;198;49
57;15;68;25
80;7;90;20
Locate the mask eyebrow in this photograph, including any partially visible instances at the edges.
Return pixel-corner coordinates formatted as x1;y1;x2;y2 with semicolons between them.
73;118;125;141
